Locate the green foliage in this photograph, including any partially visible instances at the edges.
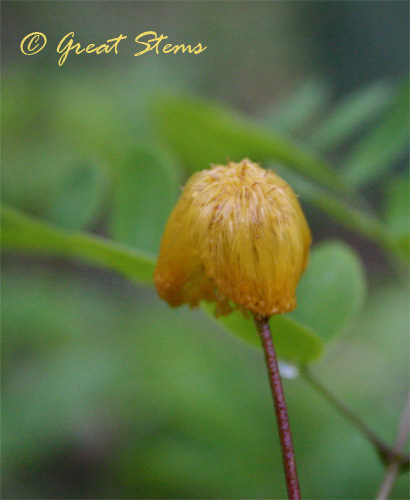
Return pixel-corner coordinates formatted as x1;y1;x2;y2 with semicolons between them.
3;78;408;365
383;175;410;257
343;83;409;187
109;147;181;255
310;81;394;152
1;137;76;217
290;241;366;342
2;205;156;285
44;162;108;230
262;78;331;133
2;68;409;498
152;94;349;194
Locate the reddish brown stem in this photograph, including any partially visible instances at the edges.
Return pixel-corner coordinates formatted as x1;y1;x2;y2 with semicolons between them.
254;314;301;500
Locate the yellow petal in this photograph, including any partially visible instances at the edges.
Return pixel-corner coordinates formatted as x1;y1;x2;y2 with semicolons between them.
154;159;311;317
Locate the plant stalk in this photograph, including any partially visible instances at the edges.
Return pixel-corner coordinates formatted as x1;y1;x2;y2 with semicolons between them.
254;314;301;500
376;396;410;500
301;368;409;470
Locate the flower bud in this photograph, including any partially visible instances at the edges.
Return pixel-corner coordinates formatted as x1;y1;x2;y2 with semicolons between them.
154;159;311;317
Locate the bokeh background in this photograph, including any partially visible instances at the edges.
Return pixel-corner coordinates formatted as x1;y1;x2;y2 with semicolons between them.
2;1;409;499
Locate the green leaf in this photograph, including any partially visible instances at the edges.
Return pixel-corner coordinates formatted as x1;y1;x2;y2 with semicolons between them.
44;162;108;230
1;138;77;217
202;304;323;365
153;94;349;195
110;147;181;255
342;84;409;187
289;241;367;342
1;205;156;285
262;78;331;133
383;175;410;256
310;81;394;151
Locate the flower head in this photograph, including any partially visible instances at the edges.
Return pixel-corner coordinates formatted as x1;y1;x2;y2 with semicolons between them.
154;159;311;317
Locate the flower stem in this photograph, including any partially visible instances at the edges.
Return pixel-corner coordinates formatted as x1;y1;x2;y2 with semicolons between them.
253;314;301;500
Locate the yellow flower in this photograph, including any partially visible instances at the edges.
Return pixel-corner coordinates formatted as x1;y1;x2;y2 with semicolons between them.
154;159;311;317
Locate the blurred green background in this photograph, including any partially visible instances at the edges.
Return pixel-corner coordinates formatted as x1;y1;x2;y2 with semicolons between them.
2;2;409;499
